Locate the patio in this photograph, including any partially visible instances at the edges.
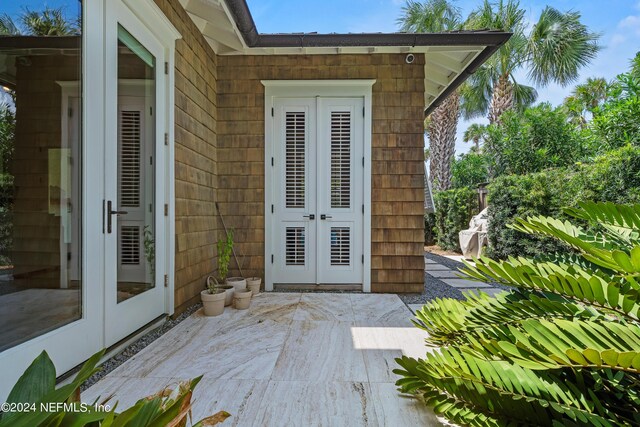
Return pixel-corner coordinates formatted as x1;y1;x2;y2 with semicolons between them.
83;293;441;426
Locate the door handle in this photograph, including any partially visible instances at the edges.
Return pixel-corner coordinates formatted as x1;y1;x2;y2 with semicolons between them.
106;200;128;234
303;214;315;220
320;214;333;220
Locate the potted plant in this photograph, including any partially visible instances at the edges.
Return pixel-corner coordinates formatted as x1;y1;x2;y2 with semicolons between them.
208;275;233;306
200;277;225;316
234;288;252;310
219;230;247;291
247;276;261;295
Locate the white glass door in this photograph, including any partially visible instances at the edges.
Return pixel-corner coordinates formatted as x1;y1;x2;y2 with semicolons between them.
272;97;364;285
104;12;166;346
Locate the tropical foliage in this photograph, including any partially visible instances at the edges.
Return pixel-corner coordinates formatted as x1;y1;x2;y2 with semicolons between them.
487;145;640;260
395;202;640;426
0;7;78;36
451;152;488;190
464;0;600;124
433;188;479;251
483;103;586;177
0;350;229;427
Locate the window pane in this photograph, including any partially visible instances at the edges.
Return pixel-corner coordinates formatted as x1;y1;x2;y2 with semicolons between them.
116;25;155;303
0;1;82;351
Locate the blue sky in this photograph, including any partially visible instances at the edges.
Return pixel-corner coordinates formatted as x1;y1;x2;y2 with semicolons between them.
248;0;640;154
3;1;639;154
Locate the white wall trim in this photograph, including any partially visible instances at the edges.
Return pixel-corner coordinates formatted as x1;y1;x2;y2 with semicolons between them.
121;0;182;44
263;80;375;293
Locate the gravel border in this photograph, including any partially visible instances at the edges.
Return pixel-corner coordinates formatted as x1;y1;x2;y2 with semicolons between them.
81;302;202;391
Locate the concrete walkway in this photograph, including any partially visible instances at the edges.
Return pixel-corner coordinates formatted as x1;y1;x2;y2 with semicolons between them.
83;293;442;426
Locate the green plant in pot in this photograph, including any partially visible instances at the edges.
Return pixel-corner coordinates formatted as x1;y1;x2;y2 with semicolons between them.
201;276;225;317
219;230;246;291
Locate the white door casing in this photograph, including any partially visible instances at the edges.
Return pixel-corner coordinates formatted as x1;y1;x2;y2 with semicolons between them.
264;81;374;292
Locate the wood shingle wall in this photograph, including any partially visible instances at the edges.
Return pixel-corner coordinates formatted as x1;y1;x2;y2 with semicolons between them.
154;0;219;313
217;54;425;293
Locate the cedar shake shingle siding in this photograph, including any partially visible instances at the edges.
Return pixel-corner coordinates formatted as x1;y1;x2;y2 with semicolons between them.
217;54;425;293
154;0;219;313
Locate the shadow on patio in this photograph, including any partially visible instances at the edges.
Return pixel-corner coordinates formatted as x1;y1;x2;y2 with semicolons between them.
83;293;442;426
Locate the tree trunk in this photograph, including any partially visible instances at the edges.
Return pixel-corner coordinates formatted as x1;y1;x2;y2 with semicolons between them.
488;74;514;124
428;91;459;192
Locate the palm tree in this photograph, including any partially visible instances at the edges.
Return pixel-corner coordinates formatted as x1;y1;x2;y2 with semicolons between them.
466;0;600;124
398;0;462;191
462;123;487;151
0;7;77;36
563;77;609;127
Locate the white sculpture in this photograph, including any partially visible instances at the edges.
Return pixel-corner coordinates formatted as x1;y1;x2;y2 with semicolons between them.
459;207;489;259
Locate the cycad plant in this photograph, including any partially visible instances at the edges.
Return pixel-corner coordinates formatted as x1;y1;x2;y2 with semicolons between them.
395;201;640;426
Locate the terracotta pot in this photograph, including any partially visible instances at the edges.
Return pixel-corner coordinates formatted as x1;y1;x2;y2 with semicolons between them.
226;277;247;292
219;284;234;306
234;289;252;310
200;290;225;316
246;277;261;295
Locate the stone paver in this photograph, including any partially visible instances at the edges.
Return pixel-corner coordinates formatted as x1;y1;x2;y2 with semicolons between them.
442;279;492;289
425;263;450;271
427;270;462;279
83;293;441;426
408;304;424;314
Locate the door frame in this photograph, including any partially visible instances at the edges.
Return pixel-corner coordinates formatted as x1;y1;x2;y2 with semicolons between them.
262;80;375;292
0;0;180;402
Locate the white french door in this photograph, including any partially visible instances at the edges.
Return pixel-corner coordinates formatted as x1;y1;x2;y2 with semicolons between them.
103;7;167;346
271;97;364;286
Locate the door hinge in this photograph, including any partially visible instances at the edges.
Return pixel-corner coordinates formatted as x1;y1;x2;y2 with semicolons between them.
271;254;274;264
362;204;364;214
362;157;364;167
164;274;169;287
164;62;169;75
271;107;274;117
68;107;73;118
362;254;364;264
271;157;274;166
164;133;169;145
363;107;365;117
164;204;169;216
271;204;274;213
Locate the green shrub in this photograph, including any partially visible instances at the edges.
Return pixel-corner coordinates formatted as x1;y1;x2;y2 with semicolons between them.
484;103;588;178
451;152;489;189
433;188;479;252
424;212;436;245
395;201;640;426
487;145;640;259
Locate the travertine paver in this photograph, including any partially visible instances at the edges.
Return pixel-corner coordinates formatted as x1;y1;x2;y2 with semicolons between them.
442;279;493;289
83;293;443;426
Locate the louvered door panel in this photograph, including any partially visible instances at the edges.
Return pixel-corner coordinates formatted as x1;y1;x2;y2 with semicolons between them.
317;99;363;284
273;100;316;283
119;111;142;208
330;112;351;208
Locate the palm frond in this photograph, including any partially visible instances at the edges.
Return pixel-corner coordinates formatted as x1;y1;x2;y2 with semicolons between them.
527;7;601;87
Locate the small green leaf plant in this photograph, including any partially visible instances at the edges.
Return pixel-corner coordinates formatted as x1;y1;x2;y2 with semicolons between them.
217;229;233;282
0;350;230;426
143;225;155;283
395;201;640;426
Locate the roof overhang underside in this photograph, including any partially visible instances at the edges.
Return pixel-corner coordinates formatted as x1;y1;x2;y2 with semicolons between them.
178;0;510;114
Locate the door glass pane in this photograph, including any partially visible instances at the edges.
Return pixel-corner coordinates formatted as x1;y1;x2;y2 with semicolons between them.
0;1;82;351
116;25;155;303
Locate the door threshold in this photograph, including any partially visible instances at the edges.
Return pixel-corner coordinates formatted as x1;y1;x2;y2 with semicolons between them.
274;283;362;292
